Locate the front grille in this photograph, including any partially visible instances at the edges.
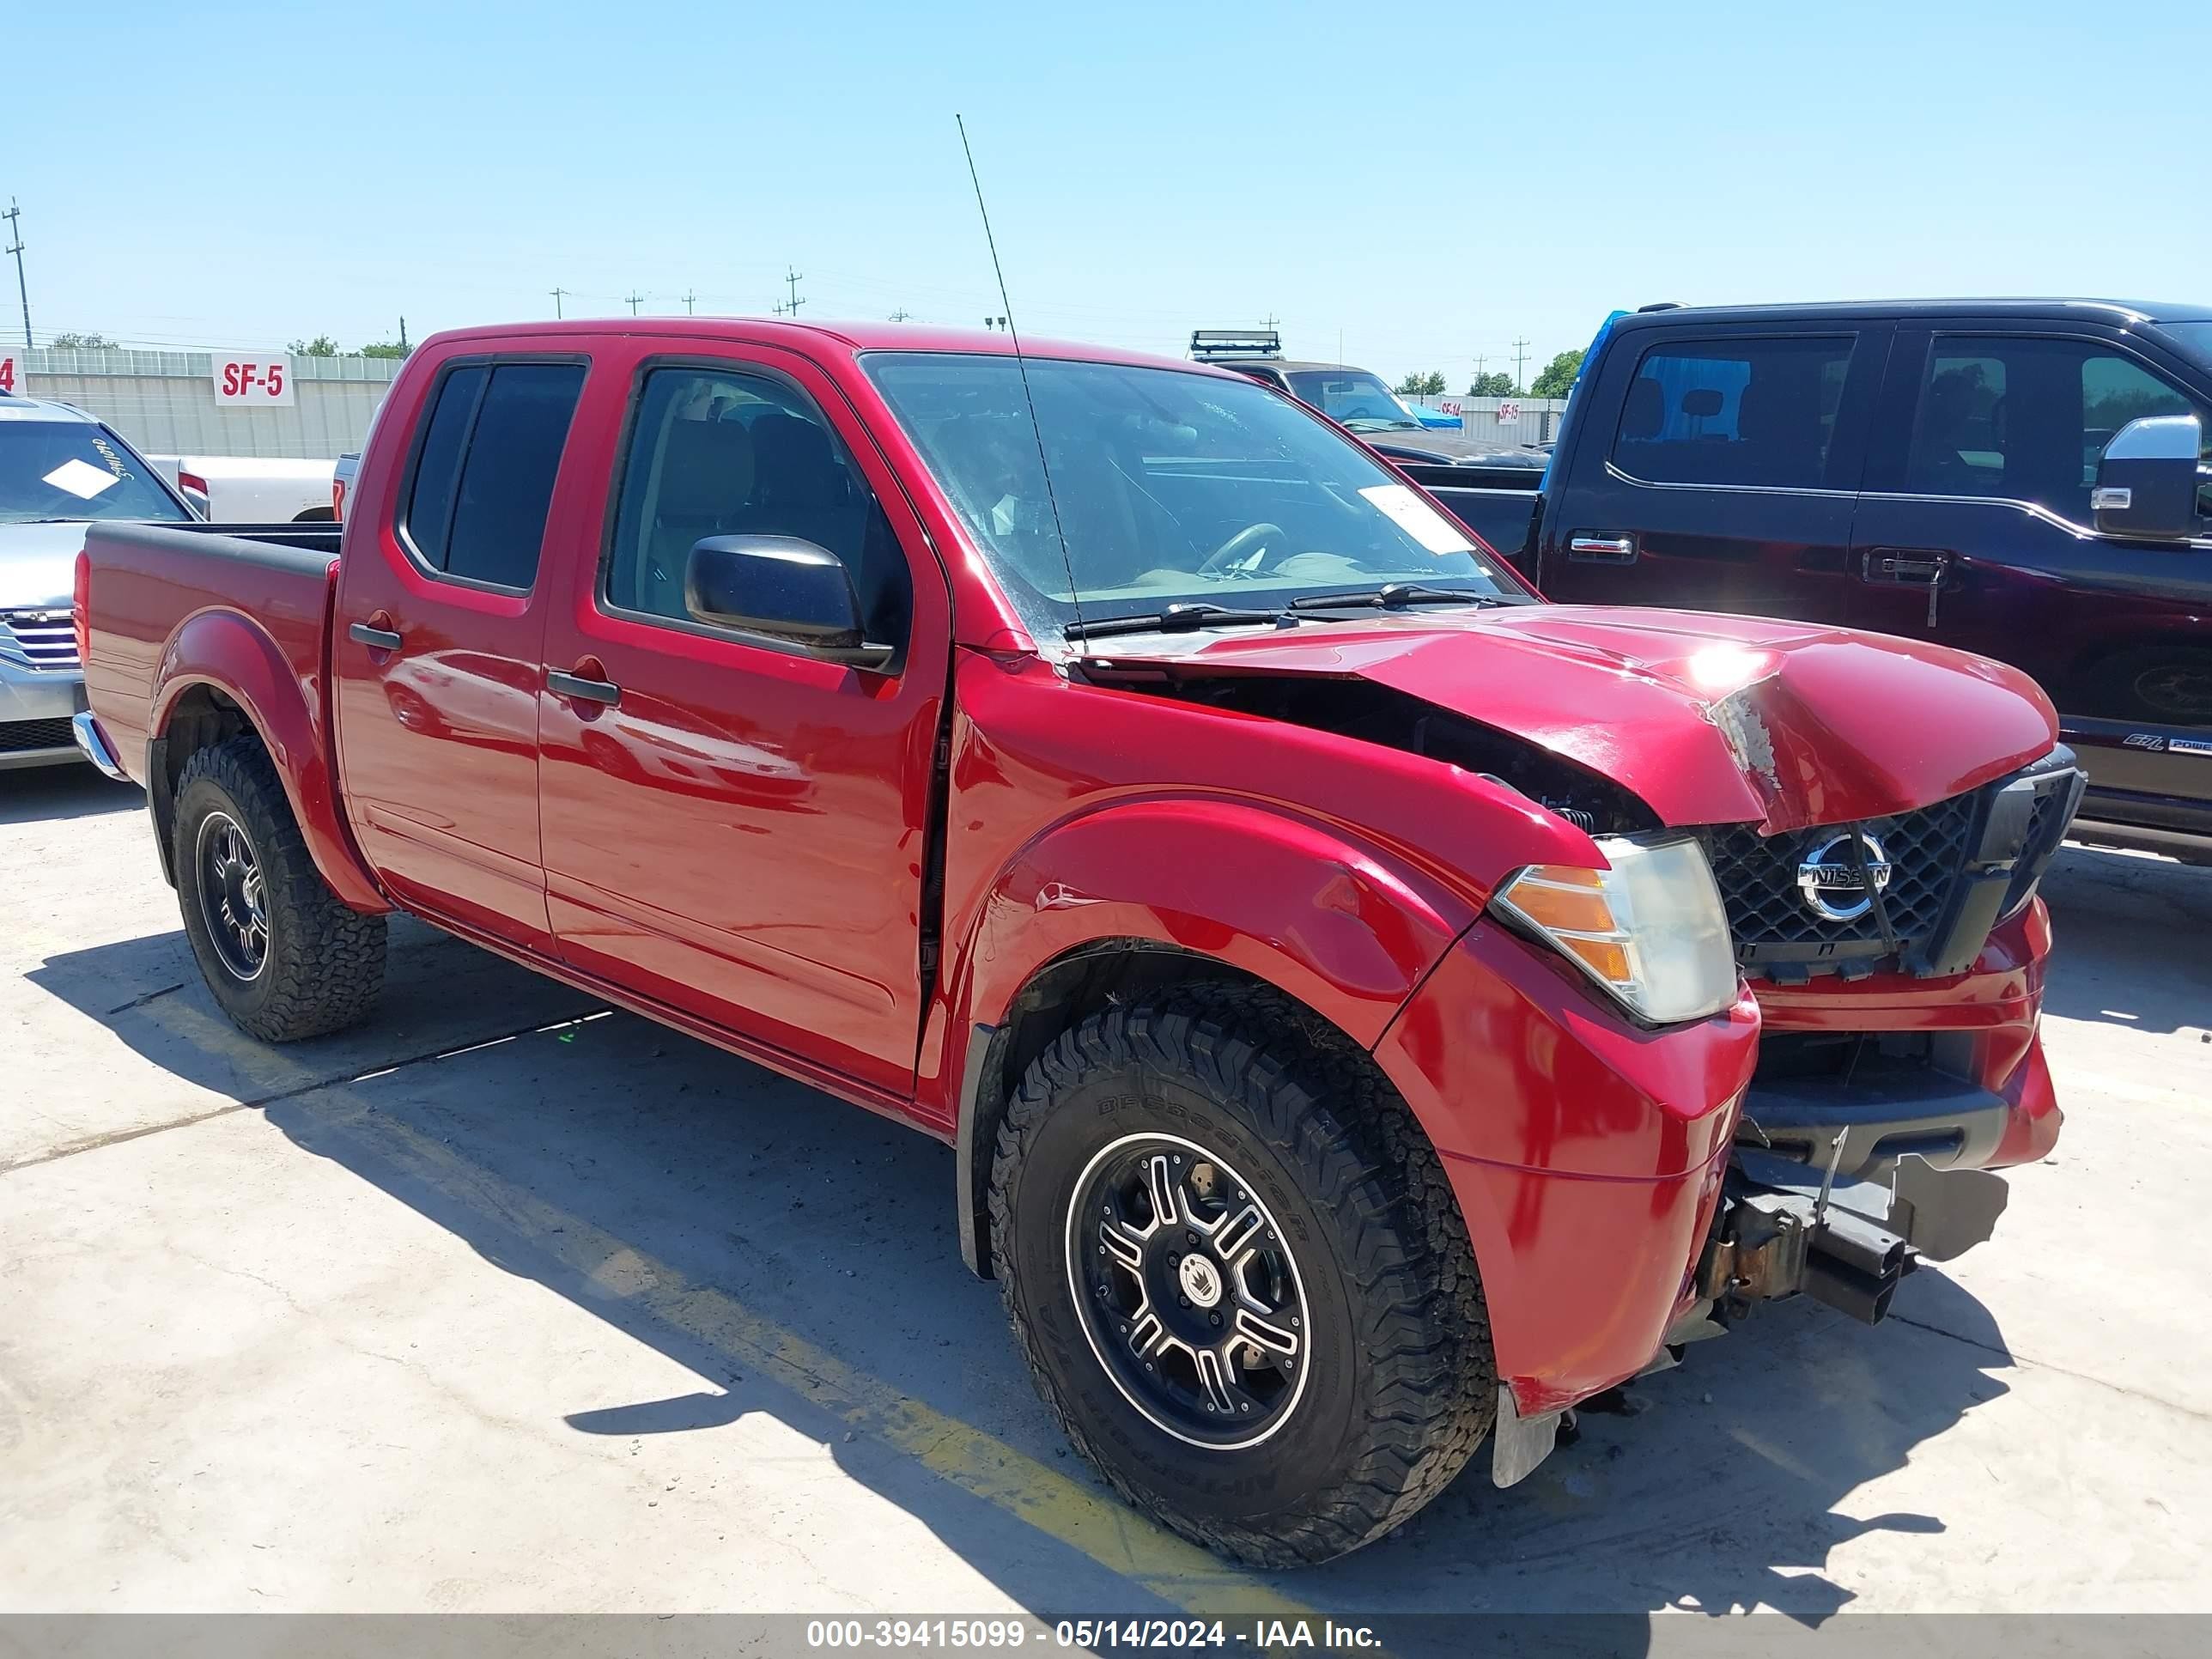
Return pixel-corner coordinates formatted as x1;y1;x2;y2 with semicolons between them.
1704;794;1978;952
0;611;79;672
0;717;76;755
1702;751;2083;982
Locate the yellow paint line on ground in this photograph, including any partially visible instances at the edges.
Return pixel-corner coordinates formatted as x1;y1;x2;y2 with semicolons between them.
137;998;1324;1620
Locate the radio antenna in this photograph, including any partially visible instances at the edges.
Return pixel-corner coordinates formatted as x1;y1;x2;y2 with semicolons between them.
956;113;1083;640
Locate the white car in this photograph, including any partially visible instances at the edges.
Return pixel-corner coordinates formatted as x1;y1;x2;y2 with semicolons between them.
150;455;338;523
2;392;198;769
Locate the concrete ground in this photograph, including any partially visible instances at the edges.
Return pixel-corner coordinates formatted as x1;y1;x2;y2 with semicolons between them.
3;765;2209;1635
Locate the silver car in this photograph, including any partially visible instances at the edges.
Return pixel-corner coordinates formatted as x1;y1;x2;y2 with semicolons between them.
1;392;198;769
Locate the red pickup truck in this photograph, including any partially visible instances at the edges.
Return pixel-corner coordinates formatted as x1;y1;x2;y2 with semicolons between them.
75;319;2081;1565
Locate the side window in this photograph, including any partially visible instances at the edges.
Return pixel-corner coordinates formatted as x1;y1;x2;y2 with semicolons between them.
1906;334;2206;521
604;367;912;649
1611;336;1855;489
399;361;586;589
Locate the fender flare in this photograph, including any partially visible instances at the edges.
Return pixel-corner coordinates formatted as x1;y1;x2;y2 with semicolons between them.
944;794;1482;1274
150;607;386;911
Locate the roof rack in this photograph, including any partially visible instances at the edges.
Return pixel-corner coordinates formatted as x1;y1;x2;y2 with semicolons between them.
1188;328;1283;362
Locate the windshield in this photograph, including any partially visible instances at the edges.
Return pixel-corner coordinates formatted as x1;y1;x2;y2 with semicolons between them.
0;419;190;525
2156;320;2212;375
863;353;1522;645
1285;369;1426;430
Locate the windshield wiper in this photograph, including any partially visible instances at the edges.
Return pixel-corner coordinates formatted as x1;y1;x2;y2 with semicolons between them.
1065;602;1291;642
1291;583;1523;612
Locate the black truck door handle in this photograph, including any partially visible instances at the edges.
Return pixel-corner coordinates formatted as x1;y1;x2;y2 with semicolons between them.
347;622;403;651
1861;549;1954;627
1567;532;1638;563
548;669;621;707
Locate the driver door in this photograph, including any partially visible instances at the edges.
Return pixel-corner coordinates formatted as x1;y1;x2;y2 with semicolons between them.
535;339;948;1096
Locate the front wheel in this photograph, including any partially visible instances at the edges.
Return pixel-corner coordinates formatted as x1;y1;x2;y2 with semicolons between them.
173;737;386;1042
989;988;1496;1565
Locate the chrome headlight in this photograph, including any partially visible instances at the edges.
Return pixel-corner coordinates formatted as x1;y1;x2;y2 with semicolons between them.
1492;835;1739;1024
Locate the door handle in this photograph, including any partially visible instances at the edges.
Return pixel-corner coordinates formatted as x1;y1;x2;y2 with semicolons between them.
347;622;402;651
1567;532;1638;563
1861;550;1954;628
548;668;621;707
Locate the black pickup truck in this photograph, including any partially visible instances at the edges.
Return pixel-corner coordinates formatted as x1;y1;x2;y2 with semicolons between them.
1443;300;2212;864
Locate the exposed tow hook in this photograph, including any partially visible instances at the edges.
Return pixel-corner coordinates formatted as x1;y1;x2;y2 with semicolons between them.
1698;1151;2006;1328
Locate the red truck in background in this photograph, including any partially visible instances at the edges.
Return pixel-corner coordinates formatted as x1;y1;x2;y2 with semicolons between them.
75;318;2081;1565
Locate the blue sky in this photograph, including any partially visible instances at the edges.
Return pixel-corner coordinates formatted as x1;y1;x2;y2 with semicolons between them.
9;0;2207;386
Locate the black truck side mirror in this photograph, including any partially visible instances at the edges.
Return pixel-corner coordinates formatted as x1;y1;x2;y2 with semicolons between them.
2094;415;2207;543
684;535;894;670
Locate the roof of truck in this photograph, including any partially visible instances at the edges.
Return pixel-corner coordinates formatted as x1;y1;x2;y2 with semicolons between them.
422;316;1227;376
1620;299;2212;327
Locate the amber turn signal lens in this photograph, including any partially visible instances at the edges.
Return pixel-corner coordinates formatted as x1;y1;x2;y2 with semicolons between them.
1498;869;1620;939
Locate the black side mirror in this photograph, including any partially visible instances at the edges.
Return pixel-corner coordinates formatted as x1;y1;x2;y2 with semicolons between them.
2094;415;2206;542
684;535;893;669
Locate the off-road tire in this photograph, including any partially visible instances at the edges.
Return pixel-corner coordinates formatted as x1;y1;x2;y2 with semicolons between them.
173;736;386;1042
989;983;1496;1566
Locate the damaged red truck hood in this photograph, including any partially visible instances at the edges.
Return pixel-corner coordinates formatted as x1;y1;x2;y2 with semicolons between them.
1087;605;2059;832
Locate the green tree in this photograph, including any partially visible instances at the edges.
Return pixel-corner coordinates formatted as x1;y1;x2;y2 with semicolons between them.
1468;371;1515;397
1528;349;1585;400
358;340;411;359
289;335;341;356
1395;370;1447;397
49;331;118;349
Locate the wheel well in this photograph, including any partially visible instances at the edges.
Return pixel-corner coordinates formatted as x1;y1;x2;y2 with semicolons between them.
149;685;259;884
956;940;1379;1278
291;507;337;523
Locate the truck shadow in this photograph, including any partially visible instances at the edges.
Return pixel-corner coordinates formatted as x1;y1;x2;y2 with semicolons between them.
2039;842;2212;1035
30;925;2016;1632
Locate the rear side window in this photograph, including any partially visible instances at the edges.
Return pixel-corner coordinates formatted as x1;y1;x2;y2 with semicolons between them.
400;361;586;588
1613;336;1854;489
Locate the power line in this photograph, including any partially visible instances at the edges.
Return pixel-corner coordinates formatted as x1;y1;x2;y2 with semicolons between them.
549;286;569;319
624;291;645;315
1511;336;1530;393
781;266;805;314
682;289;697;315
3;199;29;352
888;307;913;322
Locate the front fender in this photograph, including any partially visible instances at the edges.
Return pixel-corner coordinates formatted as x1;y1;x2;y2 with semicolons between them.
957;796;1480;1048
153;605;385;911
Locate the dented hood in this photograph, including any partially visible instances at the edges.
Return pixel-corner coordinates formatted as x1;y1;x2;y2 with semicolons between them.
1086;605;2059;832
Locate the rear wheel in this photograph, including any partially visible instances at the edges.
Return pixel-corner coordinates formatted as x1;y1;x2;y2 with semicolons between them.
989;986;1495;1565
173;737;386;1042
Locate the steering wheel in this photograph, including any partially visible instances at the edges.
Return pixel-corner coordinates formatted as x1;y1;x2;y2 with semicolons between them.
1196;521;1287;578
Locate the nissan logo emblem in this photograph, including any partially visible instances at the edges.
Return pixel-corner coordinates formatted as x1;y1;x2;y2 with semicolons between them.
1796;831;1893;923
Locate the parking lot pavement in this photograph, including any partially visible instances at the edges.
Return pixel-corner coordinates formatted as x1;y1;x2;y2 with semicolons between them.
3;766;2209;1625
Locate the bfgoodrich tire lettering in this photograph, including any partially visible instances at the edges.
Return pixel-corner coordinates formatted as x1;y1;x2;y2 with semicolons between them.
172;736;386;1042
988;984;1497;1566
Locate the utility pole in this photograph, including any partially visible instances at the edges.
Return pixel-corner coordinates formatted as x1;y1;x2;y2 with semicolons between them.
782;266;805;314
888;307;913;322
1474;354;1486;386
549;287;569;319
398;316;409;352
682;289;696;315
3;199;29;351
1511;337;1530;393
625;292;645;316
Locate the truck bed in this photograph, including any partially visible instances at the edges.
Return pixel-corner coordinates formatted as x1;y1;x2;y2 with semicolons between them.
81;521;342;787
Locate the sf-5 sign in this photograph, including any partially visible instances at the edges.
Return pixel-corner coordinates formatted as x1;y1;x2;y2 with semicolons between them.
212;355;295;406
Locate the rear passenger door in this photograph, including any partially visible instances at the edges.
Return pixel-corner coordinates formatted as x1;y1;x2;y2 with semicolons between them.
333;351;591;951
1537;325;1887;620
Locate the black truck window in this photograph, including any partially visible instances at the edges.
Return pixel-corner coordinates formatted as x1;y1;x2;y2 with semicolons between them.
401;362;586;590
1905;335;2207;523
1613;337;1853;490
